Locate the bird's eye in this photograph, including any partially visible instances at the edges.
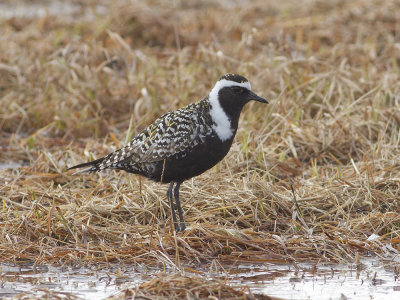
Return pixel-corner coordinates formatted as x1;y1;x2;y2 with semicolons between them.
232;86;243;93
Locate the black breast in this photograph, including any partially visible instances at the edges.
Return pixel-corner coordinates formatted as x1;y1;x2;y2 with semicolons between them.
142;134;235;183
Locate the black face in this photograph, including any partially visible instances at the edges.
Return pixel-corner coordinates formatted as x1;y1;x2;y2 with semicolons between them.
218;74;268;105
220;85;268;105
221;86;251;106
218;84;268;129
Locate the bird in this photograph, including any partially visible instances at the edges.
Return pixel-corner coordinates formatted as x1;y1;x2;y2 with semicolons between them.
68;74;268;233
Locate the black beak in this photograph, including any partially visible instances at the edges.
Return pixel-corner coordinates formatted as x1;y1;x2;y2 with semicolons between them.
247;91;268;104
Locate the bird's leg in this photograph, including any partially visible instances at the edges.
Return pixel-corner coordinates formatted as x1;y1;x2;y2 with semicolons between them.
167;182;179;233
173;182;186;232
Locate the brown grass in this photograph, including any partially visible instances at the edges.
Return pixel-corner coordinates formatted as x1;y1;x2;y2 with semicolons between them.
1;0;400;294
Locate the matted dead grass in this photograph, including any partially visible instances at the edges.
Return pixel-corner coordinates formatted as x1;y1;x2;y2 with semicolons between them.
1;0;400;279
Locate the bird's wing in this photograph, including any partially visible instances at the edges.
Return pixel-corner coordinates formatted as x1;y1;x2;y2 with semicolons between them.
96;100;211;170
69;100;211;173
136;101;210;163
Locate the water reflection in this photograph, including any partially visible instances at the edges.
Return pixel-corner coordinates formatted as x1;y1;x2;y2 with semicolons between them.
1;258;399;299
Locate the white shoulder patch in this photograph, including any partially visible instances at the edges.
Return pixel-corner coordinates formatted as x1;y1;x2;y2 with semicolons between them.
208;79;251;141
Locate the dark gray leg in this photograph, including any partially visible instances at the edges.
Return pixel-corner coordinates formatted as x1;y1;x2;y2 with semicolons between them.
167;182;179;233
173;182;186;232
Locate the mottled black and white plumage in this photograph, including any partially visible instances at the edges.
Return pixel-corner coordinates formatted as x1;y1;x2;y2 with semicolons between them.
69;74;268;232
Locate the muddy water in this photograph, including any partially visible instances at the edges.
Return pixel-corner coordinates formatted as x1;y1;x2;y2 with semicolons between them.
1;258;399;299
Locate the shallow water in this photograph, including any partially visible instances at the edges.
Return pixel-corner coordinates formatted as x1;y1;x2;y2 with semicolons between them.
0;1;78;19
0;1;105;20
0;263;150;299
0;162;22;170
1;257;399;299
226;258;400;299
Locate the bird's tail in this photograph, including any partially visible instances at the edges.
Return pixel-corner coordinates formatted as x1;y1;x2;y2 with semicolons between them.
67;157;106;175
68;143;138;175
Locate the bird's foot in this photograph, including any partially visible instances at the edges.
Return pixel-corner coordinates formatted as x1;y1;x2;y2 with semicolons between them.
173;222;180;233
173;222;186;233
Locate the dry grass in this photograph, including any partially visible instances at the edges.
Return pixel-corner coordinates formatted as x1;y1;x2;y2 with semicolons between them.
1;0;400;283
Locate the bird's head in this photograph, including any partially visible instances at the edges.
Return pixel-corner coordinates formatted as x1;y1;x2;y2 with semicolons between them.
208;74;268;141
209;74;268;108
209;74;268;118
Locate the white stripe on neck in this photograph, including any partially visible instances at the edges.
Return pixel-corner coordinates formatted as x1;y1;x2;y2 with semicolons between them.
209;79;251;141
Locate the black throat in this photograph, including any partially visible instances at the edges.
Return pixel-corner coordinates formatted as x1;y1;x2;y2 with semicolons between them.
217;90;247;130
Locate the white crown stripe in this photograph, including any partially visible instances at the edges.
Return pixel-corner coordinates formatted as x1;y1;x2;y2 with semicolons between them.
209;79;251;141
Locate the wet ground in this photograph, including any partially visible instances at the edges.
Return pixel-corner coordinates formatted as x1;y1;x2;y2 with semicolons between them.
1;257;399;299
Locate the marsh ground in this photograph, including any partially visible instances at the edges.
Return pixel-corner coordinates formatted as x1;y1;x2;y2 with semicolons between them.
1;0;400;299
